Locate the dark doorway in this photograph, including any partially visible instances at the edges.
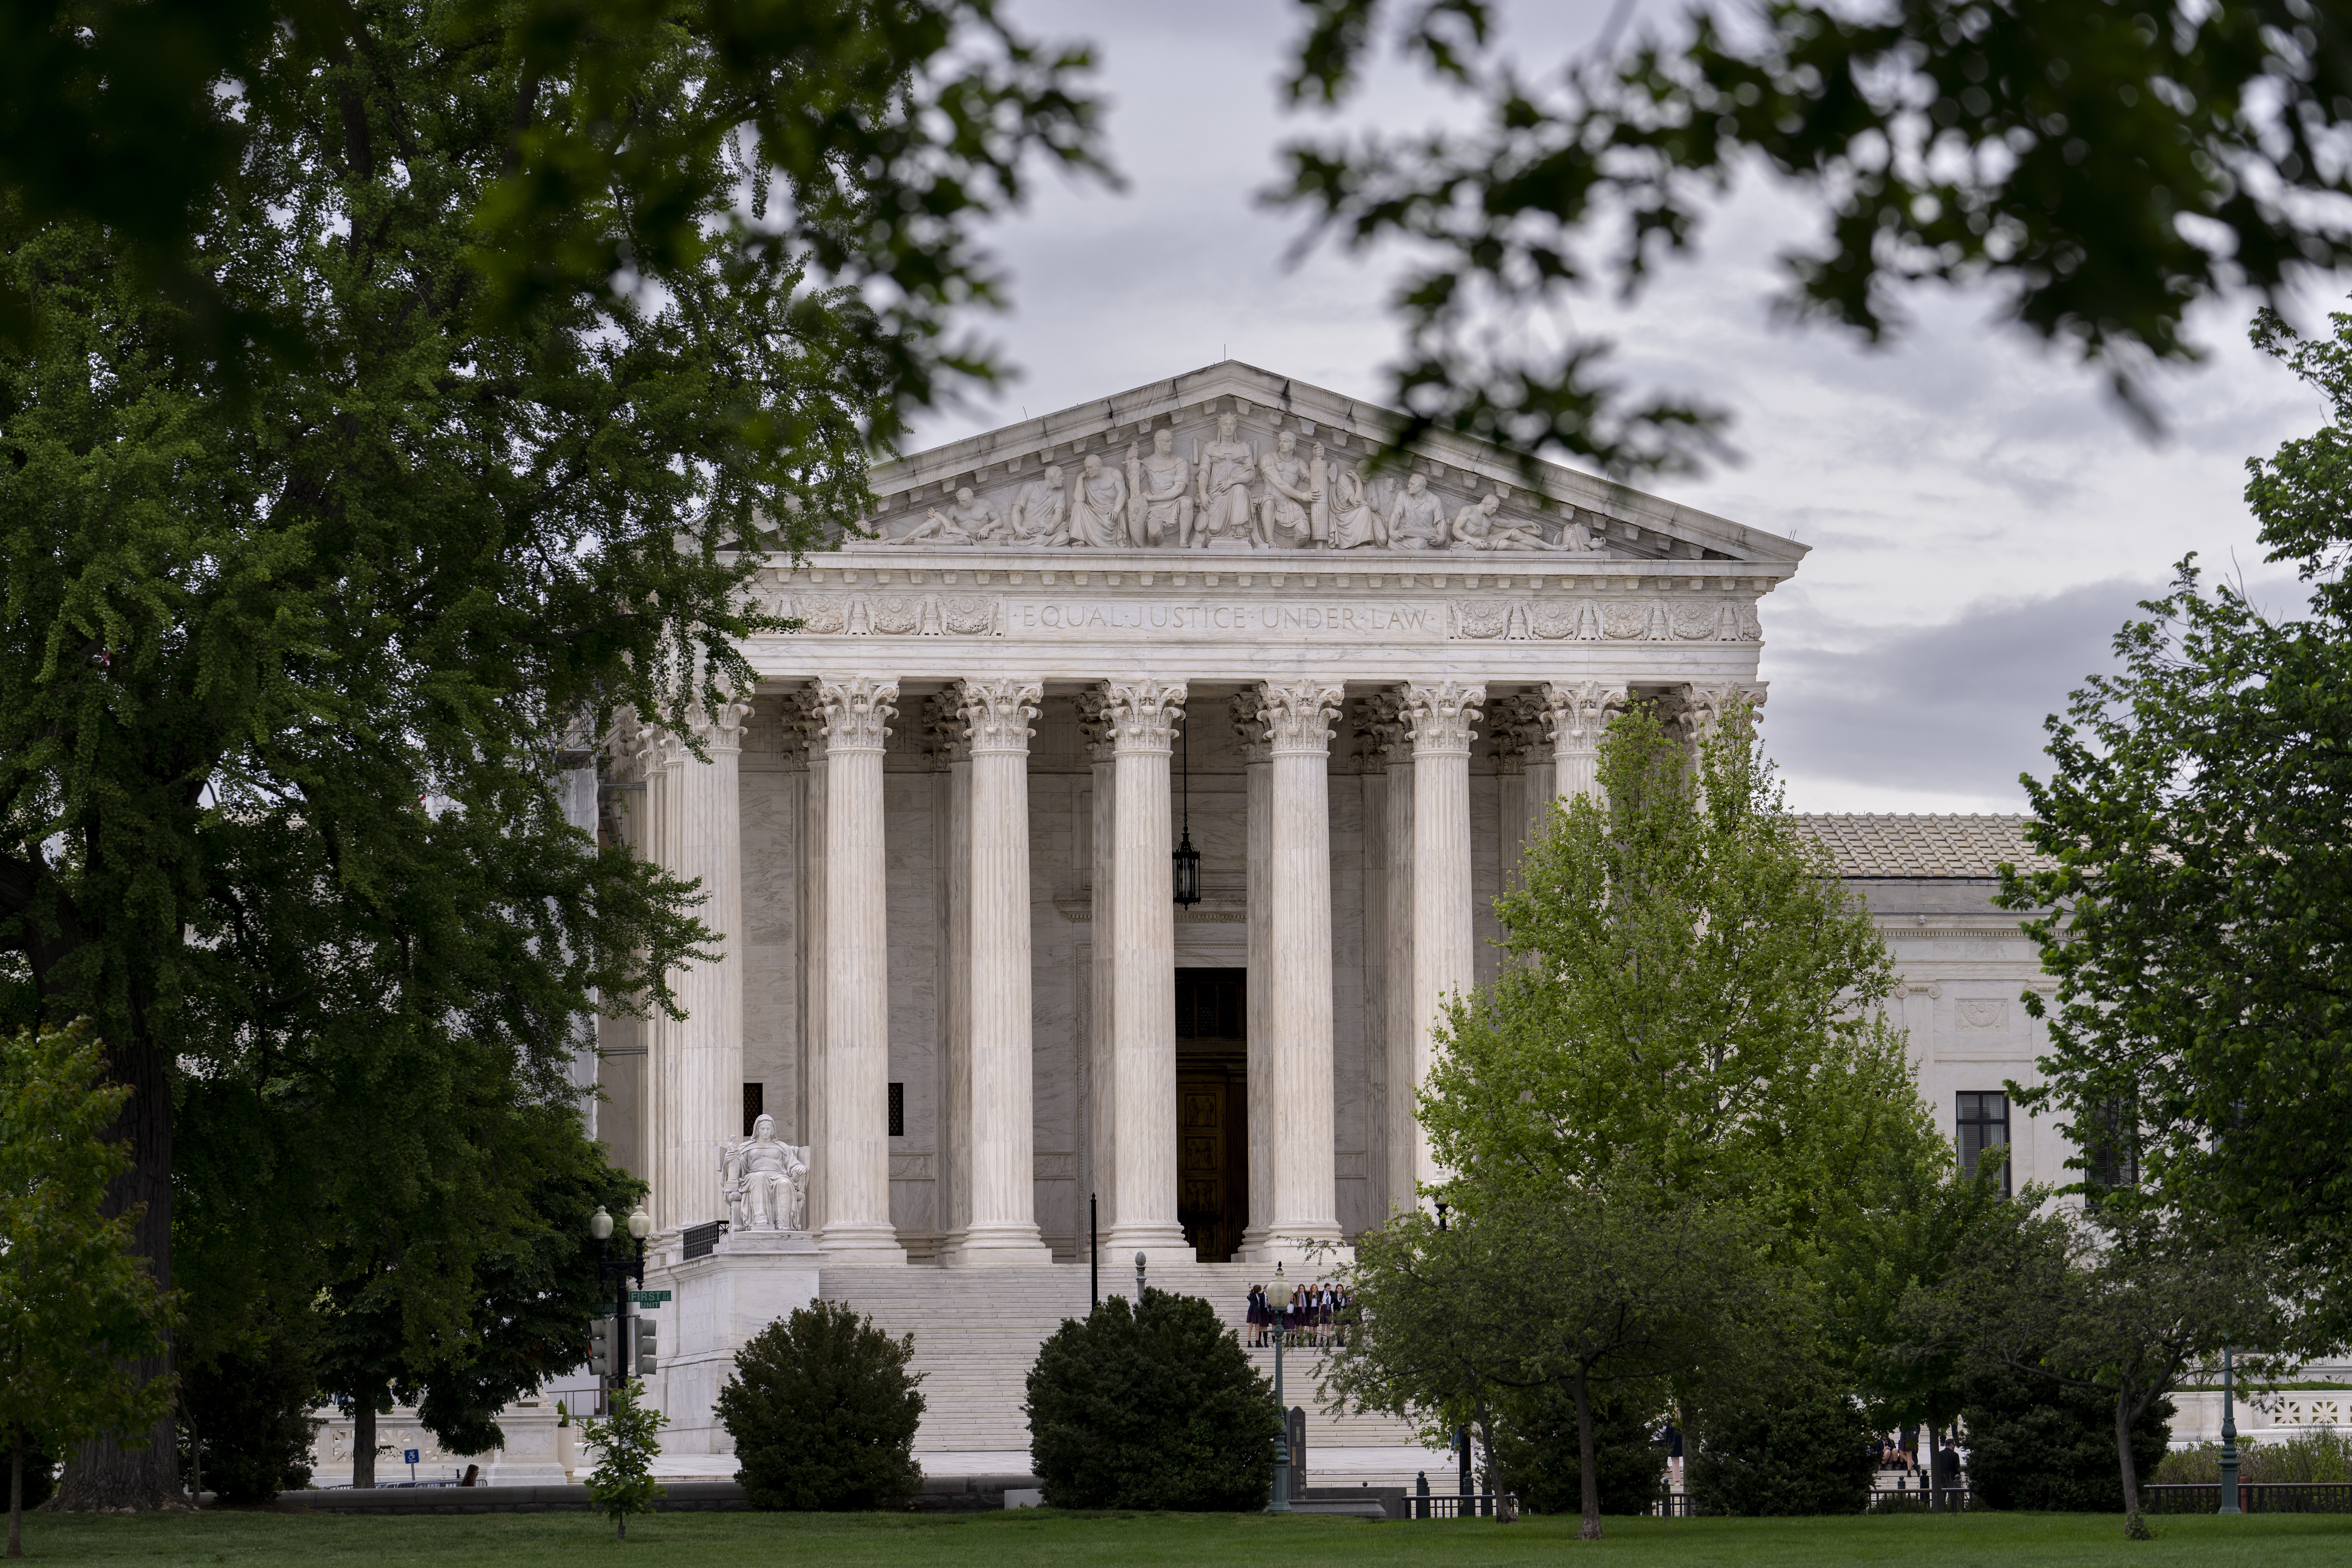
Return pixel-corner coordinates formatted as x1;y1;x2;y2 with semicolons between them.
1175;967;1249;1263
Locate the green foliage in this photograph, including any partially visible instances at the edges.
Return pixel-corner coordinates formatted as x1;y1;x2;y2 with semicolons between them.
1960;1363;2171;1514
1487;1385;1666;1519
2157;1430;2352;1485
0;1024;172;1535
1278;3;2352;473
1688;1388;1875;1517
1424;703;1936;1253
2003;308;2352;1345
716;1301;925;1513
178;1323;321;1505
1024;1287;1278;1512
582;1379;667;1542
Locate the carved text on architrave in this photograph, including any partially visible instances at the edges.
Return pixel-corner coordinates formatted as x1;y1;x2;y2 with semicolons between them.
1004;598;1445;640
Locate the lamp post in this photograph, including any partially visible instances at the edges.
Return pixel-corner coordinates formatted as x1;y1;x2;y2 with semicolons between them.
1266;1265;1294;1514
2218;1344;2241;1515
591;1202;653;1411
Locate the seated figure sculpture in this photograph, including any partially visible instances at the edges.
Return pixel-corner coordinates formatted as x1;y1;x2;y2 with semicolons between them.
1450;492;1580;551
720;1113;810;1232
1384;472;1449;550
889;486;1004;546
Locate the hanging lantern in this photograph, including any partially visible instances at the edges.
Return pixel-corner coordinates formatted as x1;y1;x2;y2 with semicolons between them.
1173;710;1202;906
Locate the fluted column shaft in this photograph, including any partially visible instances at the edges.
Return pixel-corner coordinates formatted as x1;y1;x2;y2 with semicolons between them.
797;717;830;1231
1374;701;1419;1217
1078;692;1117;1227
1256;680;1346;1262
956;679;1052;1264
817;677;905;1262
933;701;973;1262
1405;681;1483;1198
1102;679;1194;1262
665;701;750;1232
1232;691;1274;1258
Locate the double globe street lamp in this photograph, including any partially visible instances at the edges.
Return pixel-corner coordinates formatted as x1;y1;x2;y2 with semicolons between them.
589;1203;655;1409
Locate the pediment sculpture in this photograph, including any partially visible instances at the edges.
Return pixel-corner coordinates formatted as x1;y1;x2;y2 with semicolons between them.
720;1114;810;1232
869;408;1612;555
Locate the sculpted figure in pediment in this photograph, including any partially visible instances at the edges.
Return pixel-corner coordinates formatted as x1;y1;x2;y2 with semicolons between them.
889;485;1003;546
1067;452;1129;548
1452;492;1577;551
1126;430;1193;547
1194;412;1258;547
1328;461;1388;549
1010;464;1070;546
1256;430;1319;549
1385;471;1449;550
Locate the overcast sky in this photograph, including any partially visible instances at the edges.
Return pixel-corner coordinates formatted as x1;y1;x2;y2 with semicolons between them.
902;0;2341;813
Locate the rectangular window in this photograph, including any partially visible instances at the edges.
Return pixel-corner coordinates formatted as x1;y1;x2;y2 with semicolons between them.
1957;1092;2011;1196
888;1082;904;1139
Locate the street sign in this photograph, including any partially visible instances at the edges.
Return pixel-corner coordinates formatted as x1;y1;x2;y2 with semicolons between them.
628;1290;671;1305
403;1449;420;1464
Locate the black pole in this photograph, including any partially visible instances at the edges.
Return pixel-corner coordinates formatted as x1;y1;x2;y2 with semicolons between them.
1090;1192;1099;1310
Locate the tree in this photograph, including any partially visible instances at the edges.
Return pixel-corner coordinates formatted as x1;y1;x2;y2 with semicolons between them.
1687;1386;1875;1517
1327;1182;1807;1540
716;1301;926;1512
1024;1287;1279;1512
1958;1361;2172;1514
0;1024;172;1555
177;1320;321;1506
2003;307;2352;1344
0;0;1095;1509
1423;701;1938;1253
1279;2;2352;474
1903;1192;2297;1528
582;1378;666;1543
1486;1384;1666;1519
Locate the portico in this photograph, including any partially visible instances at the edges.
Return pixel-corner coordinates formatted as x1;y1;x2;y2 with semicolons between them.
594;360;1793;1274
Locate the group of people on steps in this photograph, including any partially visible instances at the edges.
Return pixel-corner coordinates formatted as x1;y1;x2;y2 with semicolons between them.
1243;1279;1349;1347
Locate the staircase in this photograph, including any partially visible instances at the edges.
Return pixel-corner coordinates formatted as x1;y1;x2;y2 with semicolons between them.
817;1261;1444;1488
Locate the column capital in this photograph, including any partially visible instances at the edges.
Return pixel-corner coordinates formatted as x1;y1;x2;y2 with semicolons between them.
1673;681;1769;744
1074;688;1119;764
1100;679;1187;754
1540;680;1626;754
1256;679;1343;757
813;677;899;754
1352;690;1408;773
1485;693;1546;776
922;691;969;766
690;696;756;754
957;678;1044;755
1399;681;1485;759
1229;688;1271;766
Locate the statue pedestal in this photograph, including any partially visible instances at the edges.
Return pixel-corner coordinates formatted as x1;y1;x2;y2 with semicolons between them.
650;1229;822;1455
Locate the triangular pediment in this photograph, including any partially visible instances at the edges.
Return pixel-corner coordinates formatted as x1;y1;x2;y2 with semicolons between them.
857;361;1804;563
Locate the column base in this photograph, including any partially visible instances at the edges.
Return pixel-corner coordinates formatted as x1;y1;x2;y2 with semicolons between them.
949;1223;1054;1266
816;1221;907;1265
1101;1223;1197;1268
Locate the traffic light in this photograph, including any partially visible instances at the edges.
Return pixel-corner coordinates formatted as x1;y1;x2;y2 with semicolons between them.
589;1316;616;1378
634;1316;658;1376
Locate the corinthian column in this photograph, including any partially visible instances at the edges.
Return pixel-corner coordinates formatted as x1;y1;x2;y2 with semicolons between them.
1361;692;1417;1218
664;698;752;1233
790;695;831;1232
1543;681;1624;802
1403;680;1483;1198
926;695;972;1263
1252;679;1347;1264
1076;690;1117;1227
1230;688;1273;1260
816;676;906;1263
954;678;1052;1265
1100;679;1194;1263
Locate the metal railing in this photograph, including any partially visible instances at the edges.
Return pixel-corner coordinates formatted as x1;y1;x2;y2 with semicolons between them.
2143;1482;2352;1515
1650;1488;1972;1516
1405;1490;1515;1519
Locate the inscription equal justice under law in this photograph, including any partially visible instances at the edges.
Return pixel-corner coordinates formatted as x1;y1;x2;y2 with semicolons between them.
1003;598;1444;640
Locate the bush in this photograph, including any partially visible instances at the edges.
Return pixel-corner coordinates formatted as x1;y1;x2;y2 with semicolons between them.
1024;1286;1279;1510
2154;1428;2352;1485
7;1444;54;1511
1486;1385;1666;1517
180;1330;323;1504
717;1300;925;1511
1959;1364;2171;1511
1689;1391;1874;1516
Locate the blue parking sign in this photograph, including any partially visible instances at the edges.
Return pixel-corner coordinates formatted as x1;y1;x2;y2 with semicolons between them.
403;1449;419;1465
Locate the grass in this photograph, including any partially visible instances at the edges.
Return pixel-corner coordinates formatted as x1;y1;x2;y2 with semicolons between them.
9;1507;2351;1568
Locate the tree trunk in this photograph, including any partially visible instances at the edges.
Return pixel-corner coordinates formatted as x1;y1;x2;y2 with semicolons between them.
1572;1367;1602;1541
2114;1392;2142;1521
54;1036;178;1512
354;1398;378;1489
1925;1396;1942;1514
10;1434;24;1560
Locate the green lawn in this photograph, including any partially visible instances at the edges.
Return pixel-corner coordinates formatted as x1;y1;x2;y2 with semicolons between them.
10;1508;2350;1568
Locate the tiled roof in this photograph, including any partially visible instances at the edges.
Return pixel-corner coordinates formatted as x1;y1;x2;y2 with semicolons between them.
1788;814;2059;880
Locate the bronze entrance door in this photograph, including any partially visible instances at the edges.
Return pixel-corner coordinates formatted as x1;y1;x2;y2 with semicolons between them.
1175;967;1248;1263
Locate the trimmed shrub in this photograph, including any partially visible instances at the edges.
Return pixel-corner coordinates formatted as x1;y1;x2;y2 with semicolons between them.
717;1300;925;1511
2158;1428;2352;1485
1690;1391;1874;1516
180;1330;322;1504
1487;1385;1667;1516
1960;1365;2170;1511
1025;1286;1279;1510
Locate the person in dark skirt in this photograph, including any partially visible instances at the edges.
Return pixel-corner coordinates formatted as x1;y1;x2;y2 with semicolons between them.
1246;1282;1267;1347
